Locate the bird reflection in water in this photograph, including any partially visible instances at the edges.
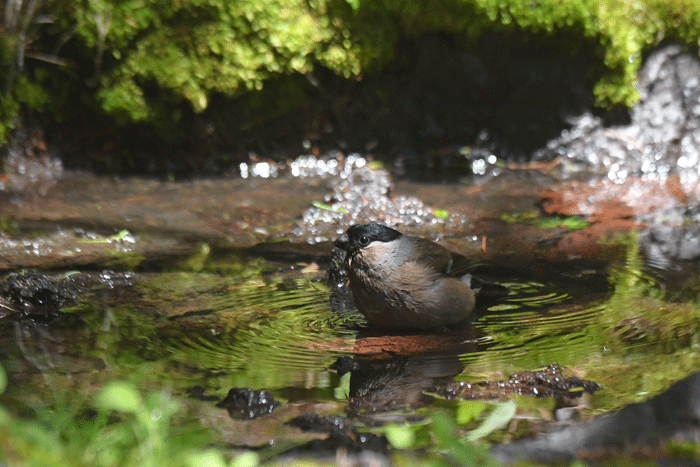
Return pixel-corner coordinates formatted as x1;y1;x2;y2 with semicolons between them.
336;322;479;415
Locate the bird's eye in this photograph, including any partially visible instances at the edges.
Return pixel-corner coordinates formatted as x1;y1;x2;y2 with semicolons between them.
359;235;370;246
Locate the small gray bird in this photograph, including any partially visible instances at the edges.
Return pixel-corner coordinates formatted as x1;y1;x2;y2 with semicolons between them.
333;223;476;329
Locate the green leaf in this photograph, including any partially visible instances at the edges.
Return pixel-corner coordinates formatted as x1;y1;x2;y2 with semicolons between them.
0;363;6;395
312;201;346;213
434;209;450;219
466;401;516;441
109;229;132;241
345;0;360;11
456;400;487;424
230;451;259;467
430;410;457;445
334;372;351;400
385;423;416;449
96;381;142;413
536;216;590;230
187;450;228;467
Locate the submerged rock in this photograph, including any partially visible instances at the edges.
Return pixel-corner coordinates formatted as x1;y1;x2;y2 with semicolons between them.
283;414;389;465
216;387;280;420
0;270;81;318
491;371;700;463
0;270;135;320
440;364;599;401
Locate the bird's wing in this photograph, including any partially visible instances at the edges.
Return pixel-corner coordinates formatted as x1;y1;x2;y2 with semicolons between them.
448;251;481;277
410;238;454;274
409;237;481;277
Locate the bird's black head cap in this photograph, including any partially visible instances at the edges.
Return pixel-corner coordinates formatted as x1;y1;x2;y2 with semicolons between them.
334;223;402;252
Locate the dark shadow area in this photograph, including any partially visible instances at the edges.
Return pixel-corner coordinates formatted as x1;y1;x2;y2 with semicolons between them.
33;31;598;178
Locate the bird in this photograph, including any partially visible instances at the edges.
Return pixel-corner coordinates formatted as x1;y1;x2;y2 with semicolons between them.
332;223;476;329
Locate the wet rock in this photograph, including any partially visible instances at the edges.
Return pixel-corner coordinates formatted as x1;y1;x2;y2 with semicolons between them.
439;364;599;401
0;171;323;252
534;45;700;189
0;225;191;271
283;414;389;464
0;270;80;317
216;388;280;420
329;356;358;377
491;371;700;463
539;176;700;221
539;175;700;272
287;414;354;433
0;270;135;320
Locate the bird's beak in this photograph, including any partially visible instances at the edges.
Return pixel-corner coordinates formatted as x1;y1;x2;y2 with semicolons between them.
333;233;350;250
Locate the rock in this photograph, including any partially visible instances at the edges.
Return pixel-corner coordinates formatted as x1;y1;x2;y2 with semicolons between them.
491;371;700;463
215;388;280;420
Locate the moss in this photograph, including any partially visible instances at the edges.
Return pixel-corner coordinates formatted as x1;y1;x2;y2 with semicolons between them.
79;0;363;125
2;0;700;138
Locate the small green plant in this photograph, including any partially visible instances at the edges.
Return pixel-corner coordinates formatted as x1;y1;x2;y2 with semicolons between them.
501;212;590;230
0;365;258;467
312;201;347;213
433;209;450;219
536;216;591;230
79;229;133;244
384;400;515;466
429;410;501;466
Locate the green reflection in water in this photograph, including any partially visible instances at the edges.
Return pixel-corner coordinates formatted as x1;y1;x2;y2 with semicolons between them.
460;233;700;411
465;278;605;374
154;273;357;391
9;232;699;419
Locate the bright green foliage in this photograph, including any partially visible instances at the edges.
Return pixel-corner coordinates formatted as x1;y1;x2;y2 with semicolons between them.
455;400;487;424
465;401;516;441
57;0;363;125
385;423;417;449
2;0;700;138
430;411;499;466
0;370;258;467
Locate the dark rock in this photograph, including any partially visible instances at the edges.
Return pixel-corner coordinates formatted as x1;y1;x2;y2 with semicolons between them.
440;364;599;401
0;270;80;318
287;414;354;434
329;356;357;377
215;388;280;420
283;414;388;463
0;270;134;320
491;371;700;463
